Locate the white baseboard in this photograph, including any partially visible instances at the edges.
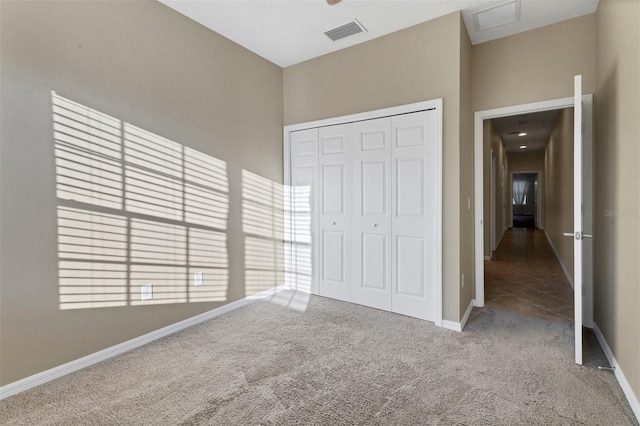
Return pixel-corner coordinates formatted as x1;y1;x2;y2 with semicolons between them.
441;299;475;332
484;255;491;261
441;320;462;332
593;322;640;422
544;230;574;288
460;299;475;330
0;286;285;400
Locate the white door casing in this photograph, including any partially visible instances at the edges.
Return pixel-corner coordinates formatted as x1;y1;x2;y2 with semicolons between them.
473;94;594;323
352;117;392;311
318;124;353;302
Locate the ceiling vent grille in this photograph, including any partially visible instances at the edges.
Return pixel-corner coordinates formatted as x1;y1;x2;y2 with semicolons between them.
325;19;367;41
473;0;521;32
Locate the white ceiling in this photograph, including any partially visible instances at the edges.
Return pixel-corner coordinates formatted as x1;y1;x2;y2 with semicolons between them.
159;0;599;68
492;109;561;153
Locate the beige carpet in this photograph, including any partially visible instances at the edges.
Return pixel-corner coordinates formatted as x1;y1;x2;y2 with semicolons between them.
1;295;637;425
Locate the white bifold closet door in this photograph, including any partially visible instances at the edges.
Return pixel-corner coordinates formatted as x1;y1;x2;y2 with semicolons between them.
390;110;438;321
351;110;437;320
352;117;393;311
289;107;439;322
318;124;352;302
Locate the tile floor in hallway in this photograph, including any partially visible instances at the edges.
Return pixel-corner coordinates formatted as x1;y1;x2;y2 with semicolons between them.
484;227;574;324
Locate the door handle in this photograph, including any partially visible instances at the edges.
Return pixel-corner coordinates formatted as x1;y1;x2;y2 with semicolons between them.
563;231;592;240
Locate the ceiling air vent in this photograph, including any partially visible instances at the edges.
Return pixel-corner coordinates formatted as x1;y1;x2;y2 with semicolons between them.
325;19;367;42
473;0;521;32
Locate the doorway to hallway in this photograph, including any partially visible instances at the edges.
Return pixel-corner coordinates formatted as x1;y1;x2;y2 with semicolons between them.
474;85;595;366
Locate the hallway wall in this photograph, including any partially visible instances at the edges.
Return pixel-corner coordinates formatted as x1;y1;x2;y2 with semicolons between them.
544;108;574;285
483;120;508;258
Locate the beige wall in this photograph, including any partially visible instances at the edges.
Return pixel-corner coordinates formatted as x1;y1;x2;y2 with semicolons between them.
543;108;574;284
472;14;596;113
0;0;283;385
508;150;546;228
459;19;474;314
483;120;508;257
284;12;467;322
594;0;640;401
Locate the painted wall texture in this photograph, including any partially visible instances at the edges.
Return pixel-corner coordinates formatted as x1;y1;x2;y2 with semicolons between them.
0;0;283;385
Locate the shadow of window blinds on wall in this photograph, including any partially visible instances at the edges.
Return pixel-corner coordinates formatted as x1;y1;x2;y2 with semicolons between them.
53;92;229;310
242;170;312;312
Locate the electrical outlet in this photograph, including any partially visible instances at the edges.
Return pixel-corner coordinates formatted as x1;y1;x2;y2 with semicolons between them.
141;284;153;301
194;272;203;286
461;273;465;289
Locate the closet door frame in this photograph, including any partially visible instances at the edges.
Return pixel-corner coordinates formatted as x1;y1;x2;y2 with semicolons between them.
284;99;443;327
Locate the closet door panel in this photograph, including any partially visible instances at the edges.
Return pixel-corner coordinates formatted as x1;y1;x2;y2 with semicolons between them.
321;164;345;215
322;231;344;282
361;161;386;215
318;124;352;302
352;118;392;310
391;110;438;321
396;236;426;298
361;233;387;290
396;158;425;217
289;128;318;294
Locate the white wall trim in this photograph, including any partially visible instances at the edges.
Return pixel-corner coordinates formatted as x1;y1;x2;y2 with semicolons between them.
0;286;286;400
484;255;491;261
285;99;442;131
544;230;574;288
441;320;462;332
461;299;475;330
442;299;475;332
593;322;640;422
284;98;444;327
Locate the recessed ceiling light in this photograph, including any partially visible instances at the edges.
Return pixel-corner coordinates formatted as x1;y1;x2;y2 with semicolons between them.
520;145;527;149
518;132;527;137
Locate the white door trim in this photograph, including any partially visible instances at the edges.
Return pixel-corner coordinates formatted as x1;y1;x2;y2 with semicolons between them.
473;95;592;310
284;99;443;326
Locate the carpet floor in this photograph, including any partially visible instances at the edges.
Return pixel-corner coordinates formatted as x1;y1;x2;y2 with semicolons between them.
1;295;637;425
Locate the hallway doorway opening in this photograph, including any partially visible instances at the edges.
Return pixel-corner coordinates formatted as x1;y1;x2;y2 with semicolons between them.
473;93;595;350
511;172;540;230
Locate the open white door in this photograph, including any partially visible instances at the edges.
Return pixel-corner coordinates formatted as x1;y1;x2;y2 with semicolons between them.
565;75;591;365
